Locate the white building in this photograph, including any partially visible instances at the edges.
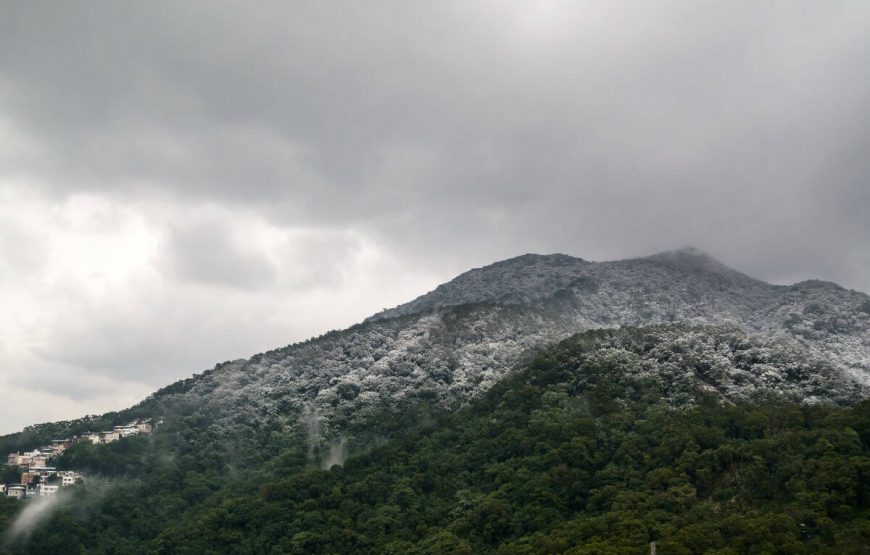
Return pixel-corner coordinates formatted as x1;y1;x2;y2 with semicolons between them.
114;425;139;438
101;430;120;443
27;466;57;475
38;484;59;496
80;433;102;445
6;485;25;499
59;471;82;486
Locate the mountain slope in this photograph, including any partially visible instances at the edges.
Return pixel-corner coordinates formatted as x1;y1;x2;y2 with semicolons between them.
133;248;869;445
366;247;766;322
147;333;870;554
12;327;868;554
2;247;870;553
368;248;869;375
4;248;867;459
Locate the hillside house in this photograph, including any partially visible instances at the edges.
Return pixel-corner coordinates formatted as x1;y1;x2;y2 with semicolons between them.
50;439;73;451
114;425;139;438
8;449;50;468
79;432;102;445
6;485;25;499
38;483;59;496
21;466;57;485
7;452;31;467
101;430;120;443
59;471;82;486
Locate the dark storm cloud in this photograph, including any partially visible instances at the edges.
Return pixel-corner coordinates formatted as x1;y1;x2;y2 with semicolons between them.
0;0;867;431
2;1;867;283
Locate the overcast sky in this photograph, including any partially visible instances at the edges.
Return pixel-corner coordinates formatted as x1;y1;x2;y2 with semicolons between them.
0;0;867;434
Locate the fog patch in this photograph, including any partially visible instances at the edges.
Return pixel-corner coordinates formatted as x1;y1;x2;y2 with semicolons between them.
302;405;348;468
321;437;348;469
4;491;72;547
302;404;322;460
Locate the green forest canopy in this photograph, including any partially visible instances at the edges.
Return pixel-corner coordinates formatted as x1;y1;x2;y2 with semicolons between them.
1;330;868;554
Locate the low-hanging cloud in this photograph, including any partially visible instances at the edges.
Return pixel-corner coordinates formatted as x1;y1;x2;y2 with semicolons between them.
321;437;349;470
3;492;72;547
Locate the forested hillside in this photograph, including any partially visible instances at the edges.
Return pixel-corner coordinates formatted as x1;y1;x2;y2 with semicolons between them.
2;250;868;553
2;328;868;553
5;250;868;463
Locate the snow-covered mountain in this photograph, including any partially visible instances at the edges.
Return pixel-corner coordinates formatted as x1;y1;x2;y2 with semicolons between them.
367;247;764;322
141;248;869;443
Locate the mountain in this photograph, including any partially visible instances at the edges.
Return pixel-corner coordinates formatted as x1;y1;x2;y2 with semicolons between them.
129;248;868;442
147;329;870;554
2;248;869;553
367;247;763;321
7;248;868;454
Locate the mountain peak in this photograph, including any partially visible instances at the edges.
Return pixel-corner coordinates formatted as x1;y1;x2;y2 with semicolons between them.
367;248;775;323
644;246;749;279
365;253;590;322
646;246;721;265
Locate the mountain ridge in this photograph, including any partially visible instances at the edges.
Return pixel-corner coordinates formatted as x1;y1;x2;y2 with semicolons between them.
108;247;867;451
3;248;868;451
1;247;867;554
365;247;821;323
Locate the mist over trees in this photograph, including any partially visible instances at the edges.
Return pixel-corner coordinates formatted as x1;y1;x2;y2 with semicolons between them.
1;327;868;553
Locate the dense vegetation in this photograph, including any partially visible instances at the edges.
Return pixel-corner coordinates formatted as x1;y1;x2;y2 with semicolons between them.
1;330;868;553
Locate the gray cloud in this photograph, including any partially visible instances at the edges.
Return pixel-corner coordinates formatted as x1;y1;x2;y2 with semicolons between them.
163;217;276;290
0;0;867;432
